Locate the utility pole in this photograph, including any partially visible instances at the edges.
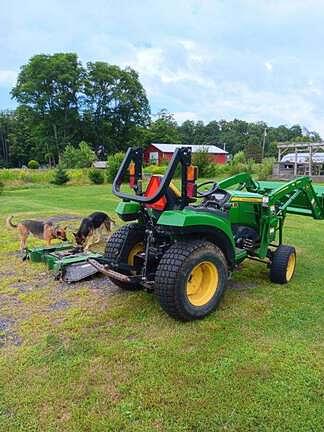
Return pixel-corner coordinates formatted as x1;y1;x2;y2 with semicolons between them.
262;128;267;160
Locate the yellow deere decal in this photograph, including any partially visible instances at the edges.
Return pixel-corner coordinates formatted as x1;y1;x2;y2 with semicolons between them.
231;197;263;203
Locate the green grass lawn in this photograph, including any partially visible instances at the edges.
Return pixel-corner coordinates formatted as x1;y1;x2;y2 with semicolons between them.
0;184;323;431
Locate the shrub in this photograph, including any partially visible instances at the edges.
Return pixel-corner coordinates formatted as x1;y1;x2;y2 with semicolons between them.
106;152;126;183
228;160;256;176
232;151;246;164
28;160;40;169
61;141;96;168
192;148;213;177
51;165;70;185
143;165;166;175
88;169;105;184
255;157;275;180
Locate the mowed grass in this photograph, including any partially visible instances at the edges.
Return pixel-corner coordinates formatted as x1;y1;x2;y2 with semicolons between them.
0;184;323;432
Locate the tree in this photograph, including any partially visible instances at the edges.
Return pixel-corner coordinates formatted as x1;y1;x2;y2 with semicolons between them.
178;120;196;144
148;109;181;144
0;110;14;167
245;139;262;162
83;62;150;153
11;53;84;160
0;107;38;166
203;121;221;145
61;141;96;168
51;165;70;185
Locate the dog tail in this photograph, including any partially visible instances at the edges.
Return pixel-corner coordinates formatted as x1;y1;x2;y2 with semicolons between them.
6;215;18;229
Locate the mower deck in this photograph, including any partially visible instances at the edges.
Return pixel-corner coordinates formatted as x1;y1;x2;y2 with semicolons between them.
26;243;103;283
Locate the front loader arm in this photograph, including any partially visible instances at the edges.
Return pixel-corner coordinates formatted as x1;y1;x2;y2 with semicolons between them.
218;172;260;192
268;177;324;220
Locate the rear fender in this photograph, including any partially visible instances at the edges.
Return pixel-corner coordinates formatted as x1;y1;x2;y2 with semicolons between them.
157;210;235;266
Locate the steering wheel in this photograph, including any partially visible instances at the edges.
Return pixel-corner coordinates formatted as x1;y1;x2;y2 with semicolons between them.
196;181;221;197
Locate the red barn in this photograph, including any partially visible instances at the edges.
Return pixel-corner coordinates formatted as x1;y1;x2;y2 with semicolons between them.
144;143;228;165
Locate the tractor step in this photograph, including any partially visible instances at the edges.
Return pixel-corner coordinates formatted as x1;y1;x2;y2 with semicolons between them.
88;259;132;282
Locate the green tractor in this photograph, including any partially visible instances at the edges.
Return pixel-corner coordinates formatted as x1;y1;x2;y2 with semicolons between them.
95;147;324;321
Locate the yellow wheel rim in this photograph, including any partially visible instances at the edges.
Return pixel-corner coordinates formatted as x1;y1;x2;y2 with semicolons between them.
286;253;296;281
186;261;219;307
128;243;144;266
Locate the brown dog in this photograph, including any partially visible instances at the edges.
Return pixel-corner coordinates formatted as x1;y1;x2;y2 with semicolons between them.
6;216;67;251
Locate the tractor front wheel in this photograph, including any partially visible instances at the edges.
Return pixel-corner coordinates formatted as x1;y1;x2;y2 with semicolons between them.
270;245;296;284
155;240;228;321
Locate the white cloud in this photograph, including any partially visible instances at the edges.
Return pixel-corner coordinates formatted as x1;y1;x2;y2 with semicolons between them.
126;40;216;100
264;61;273;72
130;47;164;76
0;70;17;87
177;80;324;136
123;39;324;135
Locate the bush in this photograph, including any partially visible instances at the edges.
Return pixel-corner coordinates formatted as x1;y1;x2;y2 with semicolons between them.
228;160;256;176
28;160;40;169
232;151;246;164
88;169;105;184
106;152;126;183
61;141;96;168
226;151;274;179
143;164;166;175
192;148;213;177
51;165;70;185
255;158;275;180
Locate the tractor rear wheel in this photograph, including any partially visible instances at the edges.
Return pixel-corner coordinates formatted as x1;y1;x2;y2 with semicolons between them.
105;223;145;290
155;240;228;321
270;245;296;284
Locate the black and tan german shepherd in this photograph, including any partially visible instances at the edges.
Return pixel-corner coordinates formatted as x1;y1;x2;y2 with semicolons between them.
73;212;115;250
6;216;67;251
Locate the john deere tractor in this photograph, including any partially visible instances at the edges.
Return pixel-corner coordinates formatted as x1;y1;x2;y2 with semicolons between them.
93;147;324;321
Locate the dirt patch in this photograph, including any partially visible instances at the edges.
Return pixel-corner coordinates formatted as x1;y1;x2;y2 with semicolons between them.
77;274;121;294
228;280;258;290
11;273;53;293
0;317;13;332
49;299;71;311
47;214;81;224
0;294;22;307
0;317;22;348
0;270;17;278
55;274;121;297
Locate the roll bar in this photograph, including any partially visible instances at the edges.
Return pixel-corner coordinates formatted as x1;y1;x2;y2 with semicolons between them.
112;146;192;205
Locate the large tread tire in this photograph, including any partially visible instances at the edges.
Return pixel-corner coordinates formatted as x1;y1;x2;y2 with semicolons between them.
105;223;145;290
155;240;228;321
270;245;296;284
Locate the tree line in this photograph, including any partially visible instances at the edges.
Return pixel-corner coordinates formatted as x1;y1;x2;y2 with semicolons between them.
0;53;321;167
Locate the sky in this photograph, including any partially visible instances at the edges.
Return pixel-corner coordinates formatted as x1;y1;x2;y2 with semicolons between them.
1;0;324;135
